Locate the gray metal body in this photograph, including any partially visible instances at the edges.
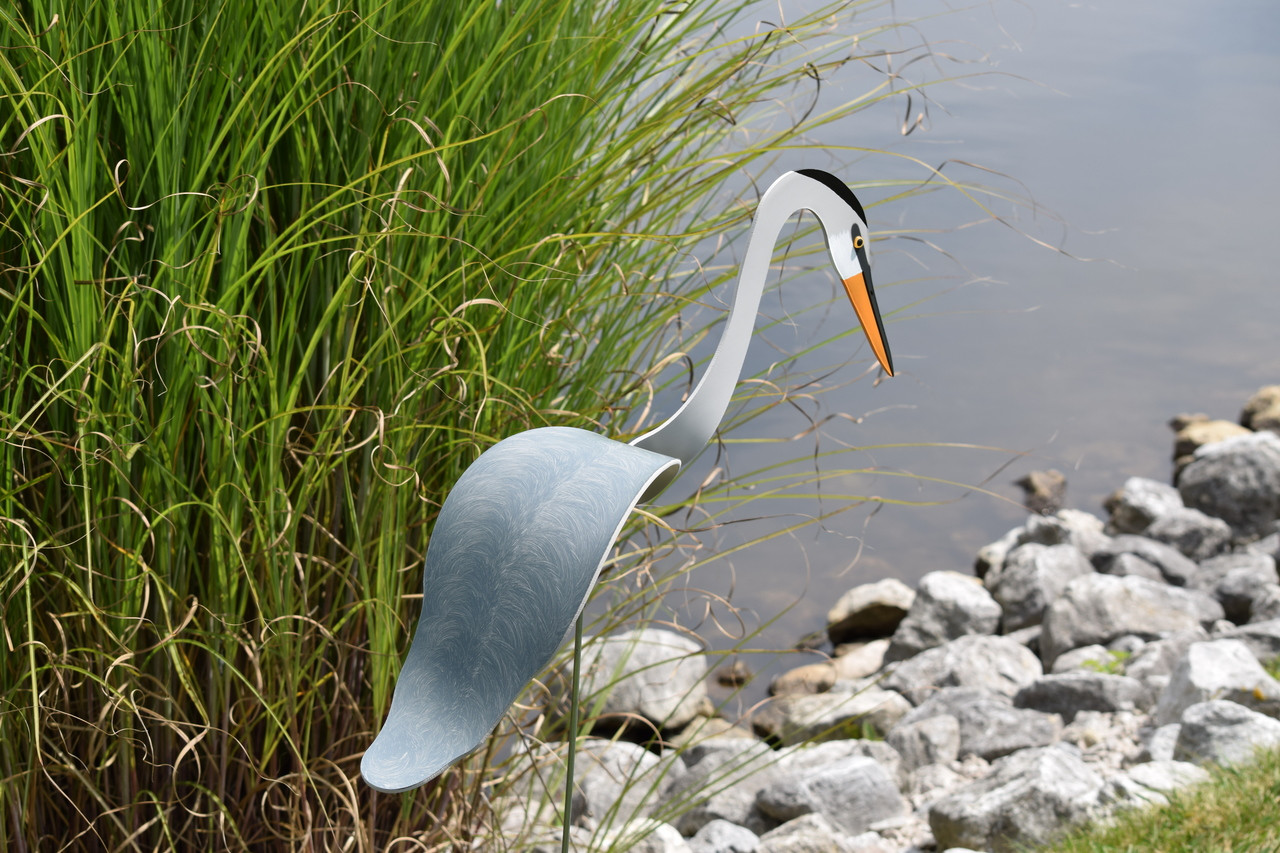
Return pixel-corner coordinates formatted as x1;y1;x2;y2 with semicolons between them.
360;427;676;792
360;170;892;793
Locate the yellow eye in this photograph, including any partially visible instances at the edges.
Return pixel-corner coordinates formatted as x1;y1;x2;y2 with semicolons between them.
853;235;865;250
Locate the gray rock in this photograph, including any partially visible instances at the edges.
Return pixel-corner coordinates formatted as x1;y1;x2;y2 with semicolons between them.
501;738;685;831
670;718;759;755
1144;506;1232;561
975;526;1024;580
846;833;896;853
1002;624;1041;653
1098;552;1165;582
1124;628;1210;689
1214;618;1280;661
1108;633;1149;656
1040;574;1223;666
1059;710;1146;772
598;820;693;853
1155;639;1280;724
1178;431;1280;538
976;511;1109;578
1251;584;1280;622
928;744;1105;853
1105;760;1210;808
905;762;966;808
1137;722;1182;762
1024;510;1112;559
1247;529;1280;559
1192;552;1279;623
676;729;763;767
986;543;1093;632
1174;699;1280;766
755;813;860;853
887;715;961;772
1241;384;1280;432
776;738;905;791
754;680;912;745
755;756;905;836
1105;477;1184;534
886;572;1001;662
895;687;1062;761
1014;672;1146;721
832;638;893;675
690;819;760;853
578;628;708;730
1127;759;1211;791
523;825;594;853
1172;415;1253;466
666;738;786;835
881;634;1042;705
571;738;686;829
1209;618;1236;635
1090;535;1199;586
827;579;916;643
771;640;890;696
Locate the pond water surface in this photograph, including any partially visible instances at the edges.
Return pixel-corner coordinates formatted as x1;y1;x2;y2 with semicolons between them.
608;0;1280;705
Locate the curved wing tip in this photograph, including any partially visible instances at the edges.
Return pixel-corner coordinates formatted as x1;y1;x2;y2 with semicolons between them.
360;755;436;794
361;734;451;793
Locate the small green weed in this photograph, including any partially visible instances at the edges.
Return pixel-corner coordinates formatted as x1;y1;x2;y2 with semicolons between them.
1081;650;1131;676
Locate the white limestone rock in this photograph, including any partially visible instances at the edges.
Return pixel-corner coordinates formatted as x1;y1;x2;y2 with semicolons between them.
598;820;694;853
1090;534;1198;586
755;813;869;853
1192;552;1279;624
578;628;708;730
1014;672;1147;722
1178;431;1280;538
1040;574;1221;666
689;819;760;853
894;687;1062;762
986;543;1093;632
1104;477;1184;535
1213;617;1280;661
754;679;912;746
1050;644;1113;674
928;744;1105;853
770;639;889;696
886;572;1001;662
887;714;961;773
755;755;906;836
1144;506;1232;562
881;634;1042;705
1154;639;1280;725
827;579;916;643
571;738;687;829
1174;699;1280;766
1104;760;1209;809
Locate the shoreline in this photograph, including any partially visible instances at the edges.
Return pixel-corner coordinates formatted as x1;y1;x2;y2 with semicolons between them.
526;384;1280;853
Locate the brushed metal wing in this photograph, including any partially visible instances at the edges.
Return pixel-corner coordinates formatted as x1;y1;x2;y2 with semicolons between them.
361;427;677;792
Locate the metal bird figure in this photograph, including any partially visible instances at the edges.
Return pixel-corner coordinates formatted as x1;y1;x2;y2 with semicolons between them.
361;169;895;793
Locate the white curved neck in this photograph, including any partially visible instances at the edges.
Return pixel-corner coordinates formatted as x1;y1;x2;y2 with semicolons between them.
630;173;851;475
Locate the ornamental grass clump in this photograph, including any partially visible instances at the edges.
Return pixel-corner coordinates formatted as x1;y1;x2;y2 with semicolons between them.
1;1;984;848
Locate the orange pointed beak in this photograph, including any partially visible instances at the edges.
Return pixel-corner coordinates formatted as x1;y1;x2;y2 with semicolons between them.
842;272;894;377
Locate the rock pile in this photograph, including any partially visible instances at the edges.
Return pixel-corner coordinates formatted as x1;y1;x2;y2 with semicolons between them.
517;386;1280;853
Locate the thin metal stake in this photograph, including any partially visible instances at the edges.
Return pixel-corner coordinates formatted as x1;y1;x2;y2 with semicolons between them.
561;615;583;853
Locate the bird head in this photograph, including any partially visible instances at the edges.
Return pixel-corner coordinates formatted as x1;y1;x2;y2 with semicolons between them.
794;169;894;377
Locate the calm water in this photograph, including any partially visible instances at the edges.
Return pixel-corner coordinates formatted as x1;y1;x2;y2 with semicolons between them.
624;0;1280;701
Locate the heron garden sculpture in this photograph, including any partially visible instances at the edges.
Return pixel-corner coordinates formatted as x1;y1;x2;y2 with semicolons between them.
361;170;896;800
